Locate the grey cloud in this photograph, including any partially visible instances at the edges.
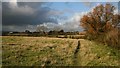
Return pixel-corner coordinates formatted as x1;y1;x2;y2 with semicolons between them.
2;2;58;26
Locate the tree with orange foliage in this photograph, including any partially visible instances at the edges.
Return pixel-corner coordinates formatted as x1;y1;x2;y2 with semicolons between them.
80;3;120;48
80;3;119;37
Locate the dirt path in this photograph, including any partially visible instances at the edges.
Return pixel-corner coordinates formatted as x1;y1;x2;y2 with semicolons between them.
73;39;98;66
73;40;81;66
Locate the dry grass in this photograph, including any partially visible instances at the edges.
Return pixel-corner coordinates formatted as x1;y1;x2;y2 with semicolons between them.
2;36;78;66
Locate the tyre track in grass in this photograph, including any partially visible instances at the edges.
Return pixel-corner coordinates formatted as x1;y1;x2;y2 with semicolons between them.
73;39;91;66
73;40;81;66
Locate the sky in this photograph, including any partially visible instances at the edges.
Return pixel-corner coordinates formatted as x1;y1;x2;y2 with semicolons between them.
2;1;119;32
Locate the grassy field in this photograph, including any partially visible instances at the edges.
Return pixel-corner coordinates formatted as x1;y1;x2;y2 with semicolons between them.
1;36;120;66
2;36;78;66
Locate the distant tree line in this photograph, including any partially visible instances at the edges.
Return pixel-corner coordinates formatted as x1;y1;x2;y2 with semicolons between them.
2;29;80;36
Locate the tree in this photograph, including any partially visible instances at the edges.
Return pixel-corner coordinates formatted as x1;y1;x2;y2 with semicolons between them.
80;3;119;36
25;30;30;33
80;3;120;47
59;29;64;33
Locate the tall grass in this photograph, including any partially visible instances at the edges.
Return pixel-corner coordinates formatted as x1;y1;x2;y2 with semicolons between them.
86;28;120;49
105;28;119;48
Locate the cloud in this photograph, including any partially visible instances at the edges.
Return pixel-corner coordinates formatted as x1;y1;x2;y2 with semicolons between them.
2;2;59;26
9;0;17;8
62;13;86;31
36;12;87;32
10;5;35;15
